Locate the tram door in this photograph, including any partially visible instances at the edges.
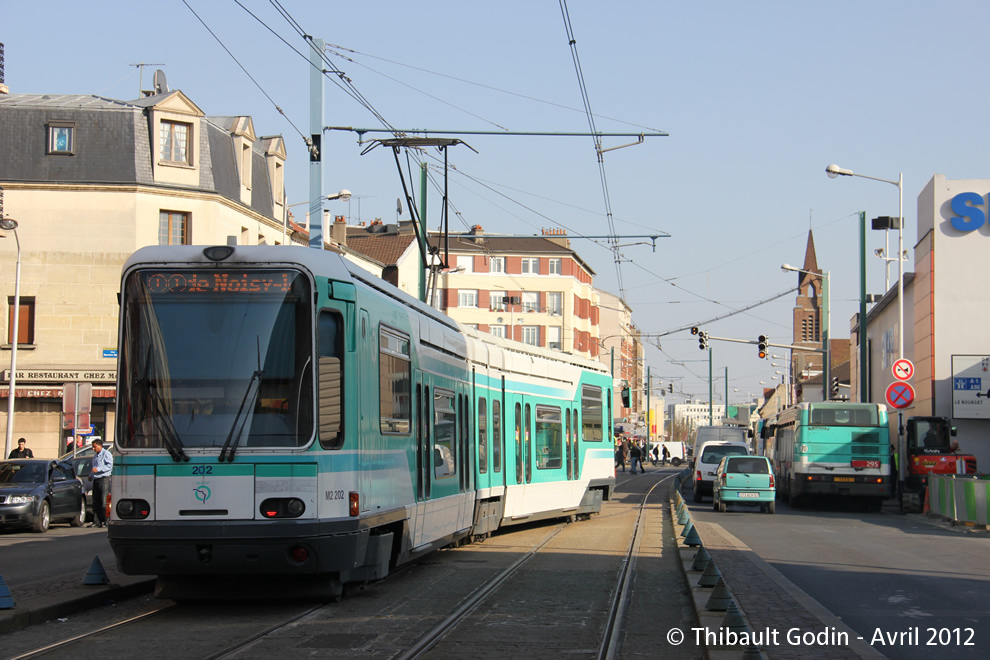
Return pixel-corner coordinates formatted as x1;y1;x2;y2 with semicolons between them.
415;372;430;502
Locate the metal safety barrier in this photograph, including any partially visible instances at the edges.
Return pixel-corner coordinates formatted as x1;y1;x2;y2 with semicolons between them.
927;474;990;526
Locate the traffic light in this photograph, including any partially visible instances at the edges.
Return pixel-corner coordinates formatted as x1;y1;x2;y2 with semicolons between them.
698;331;709;350
758;335;769;359
830;377;840;398
690;326;699;335
621;386;631;407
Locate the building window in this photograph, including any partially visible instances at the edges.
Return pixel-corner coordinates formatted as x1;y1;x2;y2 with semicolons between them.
160;120;192;164
7;296;35;346
521;325;539;346
241;144;252;189
548;258;562;275
490;291;507;311
457;255;475;273
489;257;505;273
801;316;820;342
458;289;479;308
47;122;75;155
159;211;190;245
547;292;562;316
490;325;506;338
548;326;562;350
522;291;539;313
521;258;540;274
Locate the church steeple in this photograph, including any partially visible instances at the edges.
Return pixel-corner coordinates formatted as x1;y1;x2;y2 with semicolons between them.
792;230;823;378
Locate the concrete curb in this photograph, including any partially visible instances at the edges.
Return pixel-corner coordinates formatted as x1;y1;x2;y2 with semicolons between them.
0;576;156;634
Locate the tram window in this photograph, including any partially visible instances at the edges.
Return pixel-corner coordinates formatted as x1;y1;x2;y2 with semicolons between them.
515;403;523;484
572;407;579;476
492;400;502;473
318;311;344;449
478;398;488;474
379;326;411;435
565;409;572;479
524;403;532;483
535;405;562;469
581;385;604;442
434;390;456;479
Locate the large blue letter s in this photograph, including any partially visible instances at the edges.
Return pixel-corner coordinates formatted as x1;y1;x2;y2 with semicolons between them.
950;192;986;232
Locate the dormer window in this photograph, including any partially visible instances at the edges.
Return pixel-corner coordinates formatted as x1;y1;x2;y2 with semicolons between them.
47;122;75;155
160;120;192;164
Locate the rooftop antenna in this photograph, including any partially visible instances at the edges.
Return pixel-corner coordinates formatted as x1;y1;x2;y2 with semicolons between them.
130;62;165;97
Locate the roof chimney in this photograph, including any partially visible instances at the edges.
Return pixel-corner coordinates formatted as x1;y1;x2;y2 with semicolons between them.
470;224;485;244
331;214;347;246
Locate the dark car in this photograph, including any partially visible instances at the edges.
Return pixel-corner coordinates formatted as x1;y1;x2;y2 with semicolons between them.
0;460;86;532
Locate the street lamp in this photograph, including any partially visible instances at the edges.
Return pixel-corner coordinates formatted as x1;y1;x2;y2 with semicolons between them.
1;216;21;460
782;263;830;401
299;189;352;249
826;164;904;387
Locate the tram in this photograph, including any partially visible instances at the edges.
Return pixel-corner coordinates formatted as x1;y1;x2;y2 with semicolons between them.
107;245;615;597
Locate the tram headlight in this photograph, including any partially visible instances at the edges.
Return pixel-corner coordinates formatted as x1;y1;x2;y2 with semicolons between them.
116;499;151;519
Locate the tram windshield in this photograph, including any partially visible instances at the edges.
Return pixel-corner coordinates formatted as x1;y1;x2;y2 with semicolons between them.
118;268;314;450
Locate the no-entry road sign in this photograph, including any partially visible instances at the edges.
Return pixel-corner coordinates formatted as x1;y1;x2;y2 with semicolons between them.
885;381;915;409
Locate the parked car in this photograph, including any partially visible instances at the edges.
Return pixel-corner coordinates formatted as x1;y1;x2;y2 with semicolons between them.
692;439;750;503
0;460;86;532
713;455;776;514
59;443;114;521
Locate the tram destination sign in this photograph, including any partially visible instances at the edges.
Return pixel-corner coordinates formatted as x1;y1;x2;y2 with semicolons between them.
141;270;296;295
951;355;990;420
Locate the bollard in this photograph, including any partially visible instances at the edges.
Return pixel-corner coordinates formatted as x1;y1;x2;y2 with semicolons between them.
677;507;690;525
83;556;110;585
697;559;721;587
721;601;749;634
679;520;694;538
740;644;764;659
690;546;711;571
0;575;15;609
705;577;733;611
683;526;703;547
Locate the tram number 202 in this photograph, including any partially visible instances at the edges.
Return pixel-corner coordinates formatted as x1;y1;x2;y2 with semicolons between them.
325;490;345;501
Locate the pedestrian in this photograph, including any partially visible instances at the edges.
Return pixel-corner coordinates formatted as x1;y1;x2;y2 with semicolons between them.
614;441;627;472
8;437;34;459
630;441;643;474
651;444;659;465
662;445;670;466
88;439;113;528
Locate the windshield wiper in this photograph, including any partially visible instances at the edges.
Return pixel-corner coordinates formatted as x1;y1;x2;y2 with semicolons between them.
138;345;188;462
148;381;190;463
219;337;264;463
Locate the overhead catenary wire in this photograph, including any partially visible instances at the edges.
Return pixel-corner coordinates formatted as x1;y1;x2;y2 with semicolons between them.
559;0;624;297
183;0;308;144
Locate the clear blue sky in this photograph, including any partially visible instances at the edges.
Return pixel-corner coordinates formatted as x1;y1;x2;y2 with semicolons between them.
5;1;989;403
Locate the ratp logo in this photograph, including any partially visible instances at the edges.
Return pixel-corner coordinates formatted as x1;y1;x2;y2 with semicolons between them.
193;485;212;503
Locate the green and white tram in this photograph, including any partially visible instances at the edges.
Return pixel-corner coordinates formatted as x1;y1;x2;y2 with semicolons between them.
108;245;614;598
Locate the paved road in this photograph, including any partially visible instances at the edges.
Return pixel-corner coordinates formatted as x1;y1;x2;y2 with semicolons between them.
686;494;990;660
0;525;121;599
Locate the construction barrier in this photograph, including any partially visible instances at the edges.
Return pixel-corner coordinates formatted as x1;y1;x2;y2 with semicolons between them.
927;474;990;526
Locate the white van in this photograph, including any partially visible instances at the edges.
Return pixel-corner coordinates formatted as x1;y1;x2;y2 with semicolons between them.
691;426;752;503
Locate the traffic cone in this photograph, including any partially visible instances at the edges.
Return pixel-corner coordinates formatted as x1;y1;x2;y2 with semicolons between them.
83;556;110;585
923;486;930;514
698;559;721;587
691;546;711;571
705;577;733;611
0;575;15;609
721;601;749;634
683;526;703;547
